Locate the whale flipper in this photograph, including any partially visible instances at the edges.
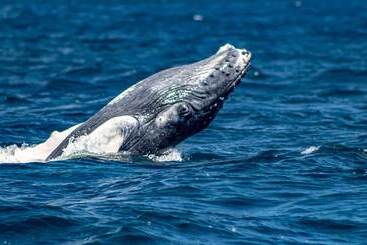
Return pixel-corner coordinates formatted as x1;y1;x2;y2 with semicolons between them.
46;114;139;160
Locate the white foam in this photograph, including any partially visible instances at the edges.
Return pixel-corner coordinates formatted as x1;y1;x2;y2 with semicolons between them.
0;123;81;163
301;146;320;155
0;144;40;163
148;148;183;162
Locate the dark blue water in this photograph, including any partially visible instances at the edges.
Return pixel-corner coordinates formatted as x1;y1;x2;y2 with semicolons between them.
1;0;367;244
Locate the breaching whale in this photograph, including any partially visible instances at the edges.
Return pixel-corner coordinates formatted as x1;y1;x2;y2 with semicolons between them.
43;44;251;161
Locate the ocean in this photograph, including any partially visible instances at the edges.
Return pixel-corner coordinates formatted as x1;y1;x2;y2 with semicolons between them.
0;0;367;244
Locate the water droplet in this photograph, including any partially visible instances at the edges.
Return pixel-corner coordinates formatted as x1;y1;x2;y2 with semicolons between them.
294;0;302;7
193;14;204;21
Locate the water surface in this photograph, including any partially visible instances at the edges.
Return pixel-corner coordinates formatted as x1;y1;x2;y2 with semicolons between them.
0;0;367;244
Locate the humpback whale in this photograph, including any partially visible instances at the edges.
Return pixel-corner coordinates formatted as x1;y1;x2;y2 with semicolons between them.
45;44;251;161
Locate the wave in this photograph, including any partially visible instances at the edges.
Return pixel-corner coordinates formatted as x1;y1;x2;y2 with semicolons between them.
318;88;366;97
301;146;320;155
313;68;367;82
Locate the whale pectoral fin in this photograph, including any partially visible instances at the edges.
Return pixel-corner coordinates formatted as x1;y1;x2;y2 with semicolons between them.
47;115;140;160
86;116;140;154
28;123;83;161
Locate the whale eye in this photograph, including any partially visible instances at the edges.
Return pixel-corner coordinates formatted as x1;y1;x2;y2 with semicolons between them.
178;103;191;117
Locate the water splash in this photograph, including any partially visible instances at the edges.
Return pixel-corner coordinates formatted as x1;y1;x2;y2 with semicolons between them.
0;144;45;163
148;148;183;162
0;141;183;164
301;146;320;155
0;124;80;164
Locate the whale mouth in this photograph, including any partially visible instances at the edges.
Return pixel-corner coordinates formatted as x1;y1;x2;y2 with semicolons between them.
201;54;251;116
217;50;251;104
210;45;252;101
224;57;251;95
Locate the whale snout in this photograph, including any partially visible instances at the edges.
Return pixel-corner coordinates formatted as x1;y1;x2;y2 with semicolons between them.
216;44;251;73
204;44;251;97
217;43;251;56
188;44;252;116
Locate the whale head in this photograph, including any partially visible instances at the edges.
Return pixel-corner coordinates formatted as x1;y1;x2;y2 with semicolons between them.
115;44;252;155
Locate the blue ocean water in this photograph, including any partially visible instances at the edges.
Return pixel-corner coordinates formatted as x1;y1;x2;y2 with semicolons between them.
0;0;367;243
